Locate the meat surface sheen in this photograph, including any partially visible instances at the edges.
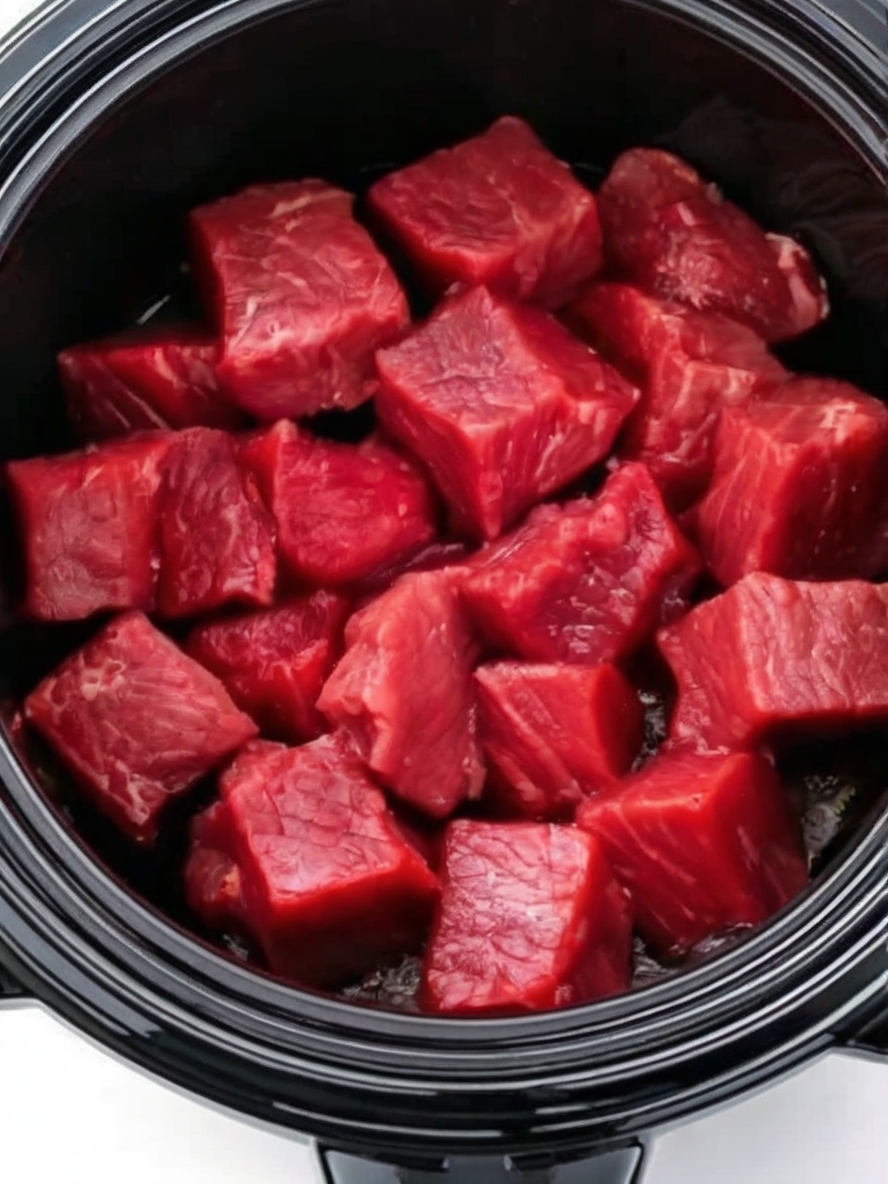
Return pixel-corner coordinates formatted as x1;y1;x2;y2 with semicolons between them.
598;148;828;342
692;377;888;584
7;432;171;621
241;420;437;585
659;573;888;751
461;462;699;665
422;820;632;1013
317;568;483;819
368;115;602;308
186;590;351;742
577;749;807;956
568;282;786;507
207;736;438;987
475;661;643;818
157;427;277;618
190;180;409;418
24;611;257;842
376;285;639;540
59;326;243;440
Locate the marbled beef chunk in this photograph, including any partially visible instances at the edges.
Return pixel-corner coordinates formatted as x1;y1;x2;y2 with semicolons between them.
376;285;639;541
578;750;808;956
461;463;699;665
692;377;888;585
58;326;243;440
368;116;602;308
659;573;888;752
187;737;438;988
422;820;632;1013
7;433;171;621
598;148;827;342
25;612;257;842
474;661;643;819
190;180;408;419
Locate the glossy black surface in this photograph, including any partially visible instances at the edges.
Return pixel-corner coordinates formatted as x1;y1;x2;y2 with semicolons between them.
321;1146;645;1184
0;0;884;1168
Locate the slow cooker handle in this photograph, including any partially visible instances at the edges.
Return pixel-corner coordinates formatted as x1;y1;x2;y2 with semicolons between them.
318;1144;646;1184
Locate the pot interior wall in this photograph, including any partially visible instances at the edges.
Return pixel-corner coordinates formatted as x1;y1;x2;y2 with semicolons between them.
0;0;886;981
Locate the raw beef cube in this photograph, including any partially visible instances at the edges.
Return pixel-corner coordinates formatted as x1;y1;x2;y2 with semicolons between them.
241;420;437;585
7;433;171;621
186;590;350;742
568;283;787;507
185;800;247;932
211;736;438;987
24;612;257;842
376;286;640;540
368;116;602;308
597;148;828;342
190;180;409;419
421;820;632;1013
58;326;243;441
475;662;643;819
157;427;277;618
461;463;700;665
317;568;483;819
691;378;888;585
658;573;888;752
577;750;807;956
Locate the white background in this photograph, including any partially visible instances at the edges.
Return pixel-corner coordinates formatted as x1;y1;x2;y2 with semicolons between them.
0;0;886;1180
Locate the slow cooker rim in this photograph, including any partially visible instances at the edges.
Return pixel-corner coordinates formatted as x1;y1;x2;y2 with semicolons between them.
0;0;886;1151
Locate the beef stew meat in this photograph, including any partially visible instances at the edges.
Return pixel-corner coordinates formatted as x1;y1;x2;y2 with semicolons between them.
187;736;438;988
157;427;277;619
461;462;700;665
24;612;257;843
422;821;632;1013
190;181;409;419
7;433;172;621
659;574;888;753
9;118;888;1014
185;591;351;743
475;661;644;819
240;420;438;585
375;284;639;541
367;116;603;308
690;378;888;585
58;326;244;439
597;148;828;342
567;282;787;509
576;750;808;957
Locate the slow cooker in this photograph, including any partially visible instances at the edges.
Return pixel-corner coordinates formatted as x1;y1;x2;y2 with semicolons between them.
0;1;885;1181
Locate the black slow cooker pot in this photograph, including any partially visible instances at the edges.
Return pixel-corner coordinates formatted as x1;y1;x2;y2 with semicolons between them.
0;0;885;1180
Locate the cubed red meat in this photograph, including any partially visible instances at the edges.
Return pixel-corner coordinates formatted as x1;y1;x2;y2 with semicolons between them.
157;428;277;619
186;591;350;742
58;326;243;440
353;539;470;600
568;283;787;507
24;612;257;842
317;568;483;819
240;420;437;586
659;573;888;752
203;736;438;987
190;180;409;419
577;750;807;956
376;285;640;541
597;148;828;342
691;378;888;585
475;662;643;819
185;799;247;932
421;820;632;1013
367;116;602;308
7;433;171;621
461;462;699;665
